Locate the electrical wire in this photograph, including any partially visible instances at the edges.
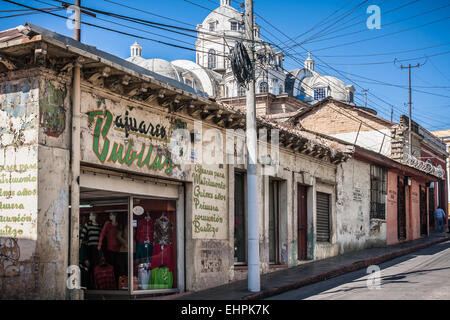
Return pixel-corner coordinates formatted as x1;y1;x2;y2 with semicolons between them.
104;0;196;27
310;15;450;52
314;42;450;58
300;0;422;44
1;0;231;57
304;2;450;45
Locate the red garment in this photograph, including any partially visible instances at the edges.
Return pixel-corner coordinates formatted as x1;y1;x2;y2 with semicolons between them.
94;264;116;290
151;243;174;272
97;221;121;252
136;217;154;243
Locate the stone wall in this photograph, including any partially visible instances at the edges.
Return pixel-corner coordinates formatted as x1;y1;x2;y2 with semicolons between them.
336;158;386;254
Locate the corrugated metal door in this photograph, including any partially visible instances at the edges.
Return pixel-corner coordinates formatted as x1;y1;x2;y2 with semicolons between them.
316;192;330;242
397;176;407;240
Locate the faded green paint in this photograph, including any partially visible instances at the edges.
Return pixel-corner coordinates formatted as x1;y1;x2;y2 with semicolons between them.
97;97;105;108
39;83;66;137
291;240;298;266
307;231;315;259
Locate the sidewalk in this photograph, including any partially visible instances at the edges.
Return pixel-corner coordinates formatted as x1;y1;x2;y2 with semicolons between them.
168;233;450;300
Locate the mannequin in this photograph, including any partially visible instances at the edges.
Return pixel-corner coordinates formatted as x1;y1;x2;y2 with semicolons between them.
80;212;103;289
98;212;122;280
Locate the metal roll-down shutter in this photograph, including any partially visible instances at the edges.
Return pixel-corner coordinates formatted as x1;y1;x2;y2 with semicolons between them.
316;192;330;242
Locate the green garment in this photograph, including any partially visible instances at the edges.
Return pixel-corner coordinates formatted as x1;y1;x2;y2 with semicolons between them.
149;267;173;289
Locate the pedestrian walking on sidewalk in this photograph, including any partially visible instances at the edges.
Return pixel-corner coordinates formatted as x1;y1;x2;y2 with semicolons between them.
434;206;446;233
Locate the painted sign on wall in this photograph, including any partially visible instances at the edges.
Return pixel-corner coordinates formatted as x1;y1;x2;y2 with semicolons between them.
192;163;227;239
0;80;39;280
80;92;183;179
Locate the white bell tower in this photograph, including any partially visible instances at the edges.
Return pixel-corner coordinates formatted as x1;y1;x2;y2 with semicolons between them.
304;52;315;71
130;41;142;58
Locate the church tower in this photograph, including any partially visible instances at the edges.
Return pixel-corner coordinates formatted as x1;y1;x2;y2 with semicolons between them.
304;52;315;71
130;41;142;58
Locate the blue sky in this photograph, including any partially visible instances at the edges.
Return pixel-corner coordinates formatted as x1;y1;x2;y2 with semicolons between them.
1;0;449;131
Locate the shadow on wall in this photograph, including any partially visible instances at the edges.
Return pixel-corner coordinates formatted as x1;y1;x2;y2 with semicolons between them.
0;237;38;299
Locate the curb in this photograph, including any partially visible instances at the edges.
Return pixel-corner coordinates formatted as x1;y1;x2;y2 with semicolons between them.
241;236;450;300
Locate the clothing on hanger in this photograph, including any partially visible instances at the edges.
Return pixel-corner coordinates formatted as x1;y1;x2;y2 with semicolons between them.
136;216;154;244
153;215;173;245
151;243;174;272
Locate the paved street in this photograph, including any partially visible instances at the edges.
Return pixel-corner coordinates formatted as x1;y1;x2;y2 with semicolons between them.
268;239;450;300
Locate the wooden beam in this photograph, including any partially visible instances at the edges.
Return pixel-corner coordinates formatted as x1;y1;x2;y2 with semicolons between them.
0;55;16;70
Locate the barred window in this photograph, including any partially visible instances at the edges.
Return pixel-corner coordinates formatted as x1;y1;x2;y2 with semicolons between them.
208;49;216;69
370;165;387;219
259;81;268;93
314;87;326;100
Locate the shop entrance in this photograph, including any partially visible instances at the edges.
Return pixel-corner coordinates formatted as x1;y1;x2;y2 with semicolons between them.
78;169;184;299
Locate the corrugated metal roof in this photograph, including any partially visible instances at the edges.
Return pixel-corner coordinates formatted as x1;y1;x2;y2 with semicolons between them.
13;23;209;99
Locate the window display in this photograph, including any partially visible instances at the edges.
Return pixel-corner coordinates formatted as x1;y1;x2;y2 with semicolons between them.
133;198;177;291
79;199;128;290
79;196;177;292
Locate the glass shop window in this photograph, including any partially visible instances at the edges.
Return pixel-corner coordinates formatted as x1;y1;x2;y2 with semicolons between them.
79;198;129;291
132;198;177;291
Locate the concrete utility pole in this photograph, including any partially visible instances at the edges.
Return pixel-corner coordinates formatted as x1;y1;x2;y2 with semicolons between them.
74;0;81;41
399;62;423;158
363;89;368;108
70;0;82;300
244;0;260;293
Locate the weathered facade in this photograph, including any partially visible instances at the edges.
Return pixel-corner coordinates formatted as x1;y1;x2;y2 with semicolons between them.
289;99;447;249
0;24;357;299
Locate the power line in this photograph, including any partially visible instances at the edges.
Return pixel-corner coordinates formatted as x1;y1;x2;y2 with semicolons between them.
0;6;61;18
104;0;196;27
302;0;421;44
317;49;450;66
282;0;356;45
1;0;232;56
314;42;450;58
321;68;450;99
304;0;443;45
310;15;450;52
286;0;370;49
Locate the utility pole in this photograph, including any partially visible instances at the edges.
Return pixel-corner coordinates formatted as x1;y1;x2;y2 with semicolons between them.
245;0;260;293
397;60;425;158
70;0;82;300
363;89;368;108
74;0;81;41
390;105;393;122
